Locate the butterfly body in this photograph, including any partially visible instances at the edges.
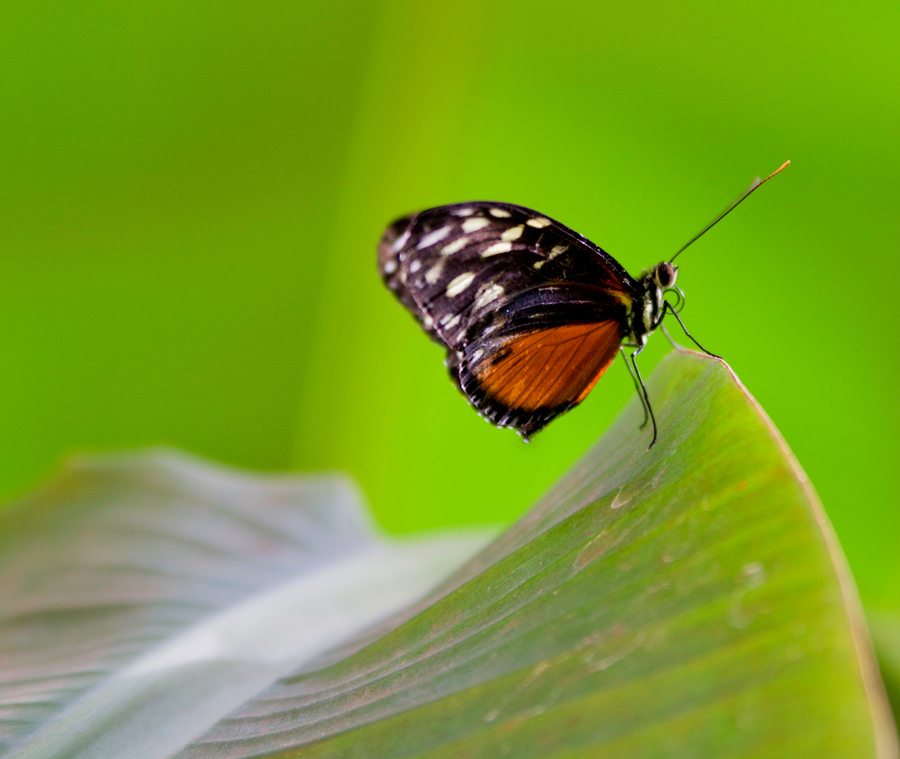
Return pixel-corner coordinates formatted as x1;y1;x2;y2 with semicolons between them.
378;201;677;440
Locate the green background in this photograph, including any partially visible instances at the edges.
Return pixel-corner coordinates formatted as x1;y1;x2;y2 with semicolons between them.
1;1;898;608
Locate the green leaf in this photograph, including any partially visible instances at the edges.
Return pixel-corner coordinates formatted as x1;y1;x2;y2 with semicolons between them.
181;351;896;758
1;352;895;758
869;613;900;730
0;452;493;759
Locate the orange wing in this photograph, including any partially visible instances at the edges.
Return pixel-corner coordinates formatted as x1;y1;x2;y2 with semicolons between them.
460;319;624;438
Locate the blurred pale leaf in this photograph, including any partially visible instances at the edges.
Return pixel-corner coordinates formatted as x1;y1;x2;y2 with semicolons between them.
182;352;896;758
0;452;492;759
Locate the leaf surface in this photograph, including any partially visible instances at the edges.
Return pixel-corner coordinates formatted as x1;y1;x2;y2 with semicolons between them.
181;351;897;758
870;614;900;730
0;453;491;759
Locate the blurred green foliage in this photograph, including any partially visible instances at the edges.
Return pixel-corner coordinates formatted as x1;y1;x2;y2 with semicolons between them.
1;1;898;610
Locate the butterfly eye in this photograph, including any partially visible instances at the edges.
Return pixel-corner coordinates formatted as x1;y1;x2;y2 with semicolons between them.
654;263;677;289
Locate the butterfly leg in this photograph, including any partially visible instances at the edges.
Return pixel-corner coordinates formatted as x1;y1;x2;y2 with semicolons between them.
664;302;721;359
620;347;650;428
629;345;658;449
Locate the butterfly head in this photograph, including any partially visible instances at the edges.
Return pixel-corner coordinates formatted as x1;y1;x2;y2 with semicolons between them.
652;262;678;290
632;262;681;343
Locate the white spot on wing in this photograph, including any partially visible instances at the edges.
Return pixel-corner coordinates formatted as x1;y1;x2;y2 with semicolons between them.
417;226;452;249
501;225;524;241
384;259;398;274
533;260;545;270
474;283;505;309
441;237;469;255
549;244;568;259
443;314;461;329
446;271;476;297
422;314;433;329
482;241;512;257
452;207;475;216
462;217;490;233
390;230;410;252
489;208;511;218
526;217;551;228
409;259;421;273
425;260;445;285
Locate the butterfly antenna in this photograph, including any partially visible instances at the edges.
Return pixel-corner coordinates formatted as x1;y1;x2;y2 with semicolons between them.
670;160;790;263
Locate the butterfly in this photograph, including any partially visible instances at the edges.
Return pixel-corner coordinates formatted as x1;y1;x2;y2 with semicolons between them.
378;161;789;447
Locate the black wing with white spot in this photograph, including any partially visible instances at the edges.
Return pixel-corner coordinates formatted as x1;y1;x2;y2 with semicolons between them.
378;202;638;346
377;201;640;437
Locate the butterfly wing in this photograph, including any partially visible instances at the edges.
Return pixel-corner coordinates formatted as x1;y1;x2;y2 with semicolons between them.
377;201;639;437
378;213;442;341
458;317;624;440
